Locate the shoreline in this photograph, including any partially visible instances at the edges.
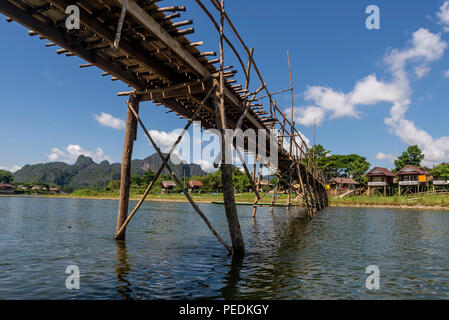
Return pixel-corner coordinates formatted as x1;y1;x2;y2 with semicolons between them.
330;203;449;210
2;194;449;210
0;194;213;204
0;194;274;205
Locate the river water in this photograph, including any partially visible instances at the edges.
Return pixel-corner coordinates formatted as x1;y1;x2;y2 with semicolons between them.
0;197;448;299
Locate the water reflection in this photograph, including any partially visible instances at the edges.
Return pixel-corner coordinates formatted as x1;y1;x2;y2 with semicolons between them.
221;255;244;299
115;241;132;300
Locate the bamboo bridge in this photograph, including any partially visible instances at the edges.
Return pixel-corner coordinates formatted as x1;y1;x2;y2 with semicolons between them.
1;0;328;255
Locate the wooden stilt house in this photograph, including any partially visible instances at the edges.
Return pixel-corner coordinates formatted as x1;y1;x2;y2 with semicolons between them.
366;167;395;196
188;181;203;194
396;165;428;195
328;177;359;196
161;181;176;194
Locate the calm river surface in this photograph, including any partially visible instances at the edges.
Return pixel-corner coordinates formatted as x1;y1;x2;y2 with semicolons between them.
0;197;448;299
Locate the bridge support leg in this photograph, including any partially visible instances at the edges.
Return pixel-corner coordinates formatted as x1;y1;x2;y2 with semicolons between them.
116;94;140;240
271;176;280;207
252;164;261;217
214;94;245;256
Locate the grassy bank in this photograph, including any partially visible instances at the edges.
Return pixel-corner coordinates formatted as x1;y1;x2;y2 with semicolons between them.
7;189;449;210
7;190;292;205
330;194;449;209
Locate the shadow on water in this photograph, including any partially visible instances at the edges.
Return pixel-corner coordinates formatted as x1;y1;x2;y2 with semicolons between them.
115;240;132;300
220;255;244;299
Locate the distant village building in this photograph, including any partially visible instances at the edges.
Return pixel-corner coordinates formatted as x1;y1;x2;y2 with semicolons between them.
431;163;449;191
396;165;428;195
188;181;203;193
258;179;272;191
161;181;176;194
49;187;61;194
0;183;15;194
366;167;395;196
328;177;359;196
31;185;42;192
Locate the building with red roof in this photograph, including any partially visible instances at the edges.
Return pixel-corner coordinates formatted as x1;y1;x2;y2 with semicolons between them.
396;165;428;195
188;181;203;193
161;181;176;194
0;183;15;194
366;167;395;196
328;177;359;196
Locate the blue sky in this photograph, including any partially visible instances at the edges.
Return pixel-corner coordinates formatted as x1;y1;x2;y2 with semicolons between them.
1;0;449;172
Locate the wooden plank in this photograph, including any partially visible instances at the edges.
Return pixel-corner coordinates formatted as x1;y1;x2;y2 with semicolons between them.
136;81;208;101
114;0;210;78
112;0;264;130
0;0;146;89
48;0;179;84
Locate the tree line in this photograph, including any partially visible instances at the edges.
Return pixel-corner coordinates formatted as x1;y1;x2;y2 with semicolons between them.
310;143;449;185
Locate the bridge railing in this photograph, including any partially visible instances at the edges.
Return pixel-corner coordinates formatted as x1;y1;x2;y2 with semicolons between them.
195;0;325;185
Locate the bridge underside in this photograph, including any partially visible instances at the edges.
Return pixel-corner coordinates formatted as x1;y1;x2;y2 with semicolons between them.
1;0;328;255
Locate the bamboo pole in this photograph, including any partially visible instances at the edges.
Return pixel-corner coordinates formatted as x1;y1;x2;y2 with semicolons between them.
216;0;244;256
271;176;280;207
252;164;261;217
116;94;140;240
286;51;294;208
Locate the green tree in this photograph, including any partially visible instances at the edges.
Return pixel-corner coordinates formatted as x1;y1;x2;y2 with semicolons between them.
130;175;143;186
106;180;121;191
142;169;156;184
309;144;330;162
0;170;13;183
345;154;370;185
232;167;250;193
430;163;449;180
394;145;424;172
201;170;221;192
313;151;370;185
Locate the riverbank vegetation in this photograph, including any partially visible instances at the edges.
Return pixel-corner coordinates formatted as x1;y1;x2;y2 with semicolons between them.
34;190;291;205
330;194;449;208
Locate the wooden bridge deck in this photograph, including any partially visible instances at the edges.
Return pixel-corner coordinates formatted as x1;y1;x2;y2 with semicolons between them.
1;0;328;255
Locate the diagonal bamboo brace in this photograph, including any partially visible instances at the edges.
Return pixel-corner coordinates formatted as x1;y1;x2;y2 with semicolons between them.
122;96;233;254
114;86;216;239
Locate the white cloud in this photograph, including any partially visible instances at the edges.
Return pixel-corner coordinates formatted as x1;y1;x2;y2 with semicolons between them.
197;159;215;172
148;129;216;171
48;144;112;163
376;152;396;162
444;69;449;78
382;28;449;164
148;129;181;153
414;65;430;78
295;24;449;165
290;106;326;126
385;28;447;71
305;86;357;119
437;1;449;31
94;112;125;130
0;165;22;173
